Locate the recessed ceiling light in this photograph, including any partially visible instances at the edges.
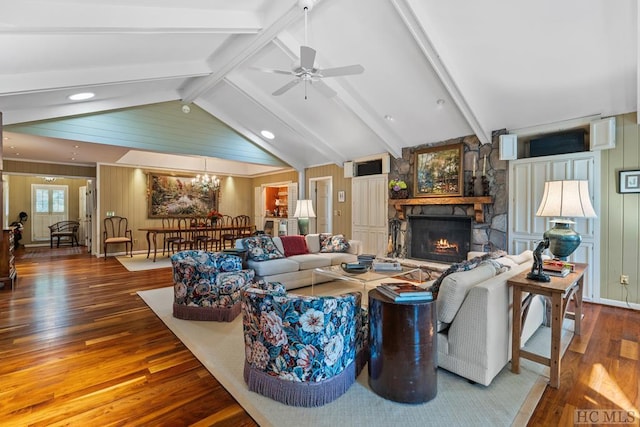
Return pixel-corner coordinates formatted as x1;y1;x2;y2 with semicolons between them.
384;115;395;121
261;130;275;140
68;92;95;101
436;99;445;108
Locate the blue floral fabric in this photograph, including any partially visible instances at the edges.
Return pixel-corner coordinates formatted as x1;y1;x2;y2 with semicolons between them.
319;233;350;253
242;235;285;261
242;288;364;383
172;250;255;309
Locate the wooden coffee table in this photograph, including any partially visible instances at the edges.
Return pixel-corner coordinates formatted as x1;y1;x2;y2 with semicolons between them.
367;288;437;403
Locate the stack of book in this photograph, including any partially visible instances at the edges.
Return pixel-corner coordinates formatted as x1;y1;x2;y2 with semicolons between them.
357;254;376;266
542;259;575;277
372;261;402;271
377;282;433;302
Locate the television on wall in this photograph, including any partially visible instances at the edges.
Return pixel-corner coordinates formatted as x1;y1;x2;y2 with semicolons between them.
528;129;586;158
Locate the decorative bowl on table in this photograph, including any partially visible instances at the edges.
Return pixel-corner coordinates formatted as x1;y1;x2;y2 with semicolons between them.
340;262;371;274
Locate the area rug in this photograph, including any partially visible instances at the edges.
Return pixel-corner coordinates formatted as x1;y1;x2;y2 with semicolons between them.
138;286;575;426
117;253;172;271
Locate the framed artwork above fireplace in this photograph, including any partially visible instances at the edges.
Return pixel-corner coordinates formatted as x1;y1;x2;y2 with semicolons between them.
414;143;463;197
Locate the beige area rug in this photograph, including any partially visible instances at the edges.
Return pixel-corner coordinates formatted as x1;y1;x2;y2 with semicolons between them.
138;284;575;427
117;253;172;271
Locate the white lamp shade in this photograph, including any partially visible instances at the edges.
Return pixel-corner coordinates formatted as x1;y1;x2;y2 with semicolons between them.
293;200;316;218
535;180;597;219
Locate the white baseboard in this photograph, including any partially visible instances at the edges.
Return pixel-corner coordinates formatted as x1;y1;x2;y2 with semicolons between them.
598;298;640;311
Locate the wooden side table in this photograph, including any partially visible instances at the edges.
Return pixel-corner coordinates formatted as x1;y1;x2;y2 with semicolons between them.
508;263;586;389
368;288;437;403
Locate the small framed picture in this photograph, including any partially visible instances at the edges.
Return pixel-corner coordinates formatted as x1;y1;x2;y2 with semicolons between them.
619;170;640;193
338;190;346;203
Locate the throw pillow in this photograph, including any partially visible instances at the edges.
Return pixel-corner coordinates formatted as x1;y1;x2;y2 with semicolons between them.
319;234;350;253
242;236;285;262
280;235;309;257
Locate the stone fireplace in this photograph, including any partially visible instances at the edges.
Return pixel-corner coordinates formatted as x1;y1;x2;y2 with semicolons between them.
387;134;509;258
408;215;472;263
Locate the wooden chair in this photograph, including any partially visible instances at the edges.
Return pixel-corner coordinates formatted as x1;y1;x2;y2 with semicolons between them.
162;217;181;256
170;218;196;252
233;215;252;240
219;215;236;249
103;216;133;260
194;217;217;251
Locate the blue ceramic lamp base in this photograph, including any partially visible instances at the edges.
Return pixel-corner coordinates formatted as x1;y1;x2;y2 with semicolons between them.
543;221;581;260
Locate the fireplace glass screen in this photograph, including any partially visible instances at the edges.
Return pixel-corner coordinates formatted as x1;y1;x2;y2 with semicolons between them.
409;216;472;263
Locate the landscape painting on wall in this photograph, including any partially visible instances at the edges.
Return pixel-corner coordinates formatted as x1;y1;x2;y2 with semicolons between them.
148;174;218;217
414;143;463;197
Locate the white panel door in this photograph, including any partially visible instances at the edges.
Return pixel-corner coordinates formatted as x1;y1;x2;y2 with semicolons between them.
508;151;600;301
352;175;388;256
31;184;68;241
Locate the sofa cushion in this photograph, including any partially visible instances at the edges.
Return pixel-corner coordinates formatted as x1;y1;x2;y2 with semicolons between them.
280;235;309;257
319;234;350;253
437;263;498;324
242;236;284;262
247;257;299;276
315;251;358;265
287;253;331;270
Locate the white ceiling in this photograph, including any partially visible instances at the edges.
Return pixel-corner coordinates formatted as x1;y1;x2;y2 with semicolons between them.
1;0;637;176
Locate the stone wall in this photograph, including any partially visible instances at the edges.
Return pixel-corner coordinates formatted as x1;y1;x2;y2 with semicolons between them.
388;132;508;257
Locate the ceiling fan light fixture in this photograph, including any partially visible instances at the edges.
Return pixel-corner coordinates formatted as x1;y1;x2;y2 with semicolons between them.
68;92;95;101
261;130;275;140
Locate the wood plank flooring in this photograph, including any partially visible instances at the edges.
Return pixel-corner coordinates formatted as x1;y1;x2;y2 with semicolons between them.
1;247;638;426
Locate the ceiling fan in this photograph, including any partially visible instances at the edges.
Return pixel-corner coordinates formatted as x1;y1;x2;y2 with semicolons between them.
255;0;364;99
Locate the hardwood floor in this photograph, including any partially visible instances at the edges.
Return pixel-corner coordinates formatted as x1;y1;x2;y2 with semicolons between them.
1;247;638;426
0;247;256;426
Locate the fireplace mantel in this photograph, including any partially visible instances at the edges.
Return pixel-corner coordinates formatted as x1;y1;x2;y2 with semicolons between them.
390;196;493;222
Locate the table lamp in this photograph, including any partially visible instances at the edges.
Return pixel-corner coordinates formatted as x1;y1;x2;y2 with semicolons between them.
535;180;596;260
293;199;316;235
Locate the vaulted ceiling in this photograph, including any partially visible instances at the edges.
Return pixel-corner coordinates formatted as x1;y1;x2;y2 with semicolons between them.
1;0;637;176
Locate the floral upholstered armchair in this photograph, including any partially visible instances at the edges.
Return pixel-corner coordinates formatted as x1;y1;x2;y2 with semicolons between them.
171;250;255;322
241;283;368;407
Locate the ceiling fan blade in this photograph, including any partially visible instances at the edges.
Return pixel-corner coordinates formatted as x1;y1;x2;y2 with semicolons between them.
311;80;337;98
250;66;293;76
272;79;300;96
300;45;316;70
319;64;365;77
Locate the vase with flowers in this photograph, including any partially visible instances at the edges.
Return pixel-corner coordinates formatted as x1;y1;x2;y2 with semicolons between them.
388;179;409;199
207;209;223;224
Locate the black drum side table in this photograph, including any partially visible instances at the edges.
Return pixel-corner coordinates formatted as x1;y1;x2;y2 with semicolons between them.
368;288;437;403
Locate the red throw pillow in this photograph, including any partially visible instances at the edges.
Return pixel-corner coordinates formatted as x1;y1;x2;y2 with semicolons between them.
280;235;309;257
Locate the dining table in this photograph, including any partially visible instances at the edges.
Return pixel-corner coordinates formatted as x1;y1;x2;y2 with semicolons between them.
138;225;253;262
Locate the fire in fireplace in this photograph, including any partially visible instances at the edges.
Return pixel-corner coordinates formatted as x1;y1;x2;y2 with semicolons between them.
408;215;472;263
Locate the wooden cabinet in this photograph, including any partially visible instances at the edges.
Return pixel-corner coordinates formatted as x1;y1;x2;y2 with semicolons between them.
0;228;16;289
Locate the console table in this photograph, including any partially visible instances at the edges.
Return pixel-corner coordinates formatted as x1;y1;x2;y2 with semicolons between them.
368;288;437;403
508;263;586;389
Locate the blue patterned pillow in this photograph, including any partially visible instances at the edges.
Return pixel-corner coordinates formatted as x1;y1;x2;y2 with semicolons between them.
242;236;285;261
320;234;350;253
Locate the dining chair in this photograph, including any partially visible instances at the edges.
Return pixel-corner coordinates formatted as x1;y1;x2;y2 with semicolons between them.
233;215;252;240
103;216;133;260
219;215;236;249
170;218;196;252
194;216;217;251
162;217;181;256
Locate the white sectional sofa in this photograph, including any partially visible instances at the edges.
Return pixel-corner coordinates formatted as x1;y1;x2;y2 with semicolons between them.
236;233;362;290
434;250;546;386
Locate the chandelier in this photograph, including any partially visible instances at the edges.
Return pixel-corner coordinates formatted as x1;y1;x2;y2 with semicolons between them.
191;158;220;192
